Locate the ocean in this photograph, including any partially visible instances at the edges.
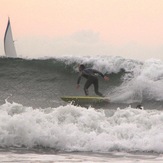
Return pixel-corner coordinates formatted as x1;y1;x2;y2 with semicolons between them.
0;55;163;162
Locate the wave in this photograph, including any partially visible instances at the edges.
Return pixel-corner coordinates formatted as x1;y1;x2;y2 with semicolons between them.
0;100;163;153
0;56;163;107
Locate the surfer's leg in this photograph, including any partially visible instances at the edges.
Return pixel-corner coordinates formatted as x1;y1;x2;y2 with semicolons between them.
84;79;92;96
93;78;103;97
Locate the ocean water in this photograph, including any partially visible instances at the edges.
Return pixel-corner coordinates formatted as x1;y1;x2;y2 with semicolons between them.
0;55;163;162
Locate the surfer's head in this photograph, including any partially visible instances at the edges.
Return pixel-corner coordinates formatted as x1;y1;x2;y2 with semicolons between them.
79;64;85;71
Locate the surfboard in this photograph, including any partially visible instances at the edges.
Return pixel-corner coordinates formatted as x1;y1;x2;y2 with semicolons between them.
61;96;110;105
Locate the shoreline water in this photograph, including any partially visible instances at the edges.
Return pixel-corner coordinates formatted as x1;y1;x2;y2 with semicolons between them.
0;149;163;163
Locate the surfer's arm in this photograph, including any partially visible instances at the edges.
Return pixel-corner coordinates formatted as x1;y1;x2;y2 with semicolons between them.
77;74;82;84
92;69;109;80
76;74;82;89
92;69;104;78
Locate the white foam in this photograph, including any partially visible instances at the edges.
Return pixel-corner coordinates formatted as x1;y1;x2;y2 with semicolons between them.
57;55;140;74
0;101;163;153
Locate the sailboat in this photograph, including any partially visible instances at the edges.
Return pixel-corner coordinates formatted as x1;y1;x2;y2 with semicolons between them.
4;18;17;58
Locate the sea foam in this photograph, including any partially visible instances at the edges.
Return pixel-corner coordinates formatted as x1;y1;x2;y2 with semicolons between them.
0;100;163;153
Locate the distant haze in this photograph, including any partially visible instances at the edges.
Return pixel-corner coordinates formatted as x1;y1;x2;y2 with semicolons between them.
0;0;163;60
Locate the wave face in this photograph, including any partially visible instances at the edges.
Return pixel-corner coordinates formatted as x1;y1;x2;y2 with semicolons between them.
0;55;163;153
0;56;163;108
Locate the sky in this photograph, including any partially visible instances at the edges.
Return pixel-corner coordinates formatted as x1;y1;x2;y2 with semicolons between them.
0;0;163;60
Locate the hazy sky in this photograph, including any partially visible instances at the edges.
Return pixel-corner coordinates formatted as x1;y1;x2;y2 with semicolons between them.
0;0;163;60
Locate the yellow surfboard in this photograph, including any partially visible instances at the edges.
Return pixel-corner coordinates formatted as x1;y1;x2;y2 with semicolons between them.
61;96;110;105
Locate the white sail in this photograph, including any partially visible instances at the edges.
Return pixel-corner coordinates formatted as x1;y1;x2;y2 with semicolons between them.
4;18;17;58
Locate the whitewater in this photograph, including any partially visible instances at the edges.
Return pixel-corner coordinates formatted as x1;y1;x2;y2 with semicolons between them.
0;55;163;162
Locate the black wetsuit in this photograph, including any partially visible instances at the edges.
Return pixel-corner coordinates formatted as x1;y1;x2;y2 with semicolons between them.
77;68;104;97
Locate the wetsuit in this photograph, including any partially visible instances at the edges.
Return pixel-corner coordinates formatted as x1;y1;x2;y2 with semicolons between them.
77;68;104;97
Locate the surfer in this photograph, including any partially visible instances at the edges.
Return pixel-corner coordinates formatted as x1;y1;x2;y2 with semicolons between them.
76;64;109;97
